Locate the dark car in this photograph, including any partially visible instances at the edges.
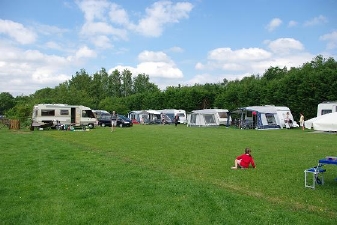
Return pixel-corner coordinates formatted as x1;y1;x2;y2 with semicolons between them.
98;115;133;128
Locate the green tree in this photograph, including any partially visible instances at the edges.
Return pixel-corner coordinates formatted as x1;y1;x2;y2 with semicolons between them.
121;69;133;97
0;92;15;115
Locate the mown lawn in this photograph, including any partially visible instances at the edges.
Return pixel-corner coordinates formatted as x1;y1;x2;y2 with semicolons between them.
0;125;336;224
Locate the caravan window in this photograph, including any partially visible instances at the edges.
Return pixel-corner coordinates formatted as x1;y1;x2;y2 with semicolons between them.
321;109;332;115
41;110;55;116
60;110;69;115
177;113;185;117
218;112;228;118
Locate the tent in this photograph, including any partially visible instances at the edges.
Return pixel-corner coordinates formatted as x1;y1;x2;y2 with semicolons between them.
187;109;230;127
230;106;281;130
304;112;337;131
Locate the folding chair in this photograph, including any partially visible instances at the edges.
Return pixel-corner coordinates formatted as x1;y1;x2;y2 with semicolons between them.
304;165;326;189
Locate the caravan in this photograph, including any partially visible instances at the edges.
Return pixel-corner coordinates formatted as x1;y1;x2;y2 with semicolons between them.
158;109;187;124
231;106;281;130
31;104;97;129
317;101;337;117
266;105;299;128
187;109;230;127
128;110;162;124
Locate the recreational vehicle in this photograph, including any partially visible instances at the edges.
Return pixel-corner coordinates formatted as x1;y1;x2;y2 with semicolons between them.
317;101;337;117
158;109;187;124
31;104;97;129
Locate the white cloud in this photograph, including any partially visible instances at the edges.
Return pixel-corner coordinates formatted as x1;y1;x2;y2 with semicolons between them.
0;19;36;44
194;38;313;83
109;50;183;80
135;1;193;37
77;0;193;41
0;41;98;96
109;3;130;26
168;46;184;53
288;20;298;27
304;15;328;26
266;18;282;32
75;46;97;59
80;21;128;40
138;50;171;63
320;31;337;50
76;0;110;22
91;35;114;48
267;38;304;54
208;48;271;62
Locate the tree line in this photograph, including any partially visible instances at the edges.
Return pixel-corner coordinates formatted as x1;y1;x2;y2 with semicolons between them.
1;55;336;127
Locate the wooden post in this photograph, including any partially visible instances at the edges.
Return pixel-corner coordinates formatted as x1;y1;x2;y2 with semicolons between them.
10;119;20;130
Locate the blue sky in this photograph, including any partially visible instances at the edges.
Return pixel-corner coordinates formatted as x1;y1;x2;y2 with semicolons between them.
1;0;336;96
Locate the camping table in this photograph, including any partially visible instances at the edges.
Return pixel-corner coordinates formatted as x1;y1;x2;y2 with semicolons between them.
318;157;337;181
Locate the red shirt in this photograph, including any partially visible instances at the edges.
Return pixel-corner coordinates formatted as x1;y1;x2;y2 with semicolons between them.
236;154;255;168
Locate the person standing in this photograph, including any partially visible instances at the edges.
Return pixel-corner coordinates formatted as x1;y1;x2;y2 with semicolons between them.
299;113;304;130
111;111;117;132
174;114;179;127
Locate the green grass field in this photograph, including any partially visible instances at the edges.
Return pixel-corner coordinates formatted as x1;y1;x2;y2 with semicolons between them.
1;125;336;224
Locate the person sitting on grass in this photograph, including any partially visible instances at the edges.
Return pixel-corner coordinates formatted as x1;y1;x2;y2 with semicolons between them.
231;147;256;169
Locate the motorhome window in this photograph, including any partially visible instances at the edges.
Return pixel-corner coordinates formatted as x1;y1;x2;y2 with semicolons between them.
218;112;228;118
60;110;69;115
321;110;332;115
82;110;95;118
41;110;55;116
178;113;185;117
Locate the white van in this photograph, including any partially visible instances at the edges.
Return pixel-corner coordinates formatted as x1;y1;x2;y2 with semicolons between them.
317;101;337;117
158;109;187;124
31;104;97;129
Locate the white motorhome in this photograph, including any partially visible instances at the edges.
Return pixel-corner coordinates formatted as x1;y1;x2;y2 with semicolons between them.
158;109;187;124
31;104;97;129
317;101;337;117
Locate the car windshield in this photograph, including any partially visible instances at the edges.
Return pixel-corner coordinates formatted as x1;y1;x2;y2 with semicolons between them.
101;115;111;120
118;115;129;120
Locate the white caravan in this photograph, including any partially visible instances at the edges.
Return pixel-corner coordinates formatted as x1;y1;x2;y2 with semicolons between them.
31;104;97;129
317;101;337;117
266;105;299;128
187;109;230;127
158;109;187;124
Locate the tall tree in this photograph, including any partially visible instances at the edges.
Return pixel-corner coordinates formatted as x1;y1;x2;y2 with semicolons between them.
109;69;122;97
121;69;133;97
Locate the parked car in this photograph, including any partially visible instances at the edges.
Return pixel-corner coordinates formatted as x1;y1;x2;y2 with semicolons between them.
98;115;133;127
